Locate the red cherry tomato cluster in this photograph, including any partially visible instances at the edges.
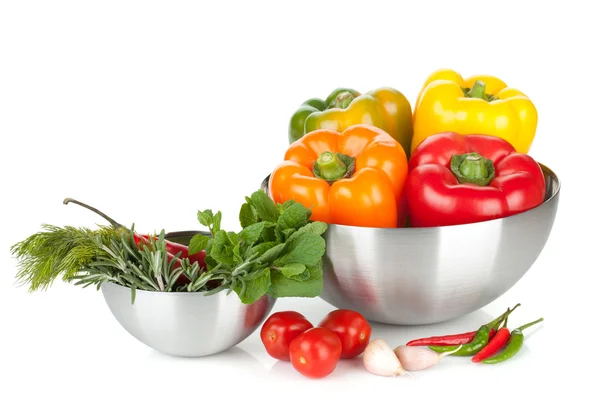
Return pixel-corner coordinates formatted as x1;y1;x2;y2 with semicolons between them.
260;309;372;379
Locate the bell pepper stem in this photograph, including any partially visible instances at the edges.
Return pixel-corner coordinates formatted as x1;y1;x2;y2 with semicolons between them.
466;80;487;99
332;91;355;109
450;152;495;186
315;152;347;181
460;154;487;178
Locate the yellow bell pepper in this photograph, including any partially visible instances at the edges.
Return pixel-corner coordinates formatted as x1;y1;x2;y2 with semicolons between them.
412;68;538;154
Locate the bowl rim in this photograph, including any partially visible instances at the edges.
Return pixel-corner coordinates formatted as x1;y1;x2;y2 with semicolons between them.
100;280;273;301
259;162;560;231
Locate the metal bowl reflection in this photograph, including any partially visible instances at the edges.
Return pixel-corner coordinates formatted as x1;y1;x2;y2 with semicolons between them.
261;163;560;325
101;232;275;357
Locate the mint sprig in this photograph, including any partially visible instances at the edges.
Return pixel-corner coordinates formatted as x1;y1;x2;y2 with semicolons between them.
188;190;328;304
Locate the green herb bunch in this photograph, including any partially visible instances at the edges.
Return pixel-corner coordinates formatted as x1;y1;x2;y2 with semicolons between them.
188;190;328;304
11;224;212;299
11;224;119;292
10;190;328;305
67;229;214;302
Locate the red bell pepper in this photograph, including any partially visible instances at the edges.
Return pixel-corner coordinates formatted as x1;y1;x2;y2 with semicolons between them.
405;132;546;227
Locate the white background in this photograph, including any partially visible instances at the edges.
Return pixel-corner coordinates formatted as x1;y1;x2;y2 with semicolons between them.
1;0;598;398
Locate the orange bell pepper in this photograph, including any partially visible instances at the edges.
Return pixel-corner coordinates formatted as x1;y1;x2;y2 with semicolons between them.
269;124;408;228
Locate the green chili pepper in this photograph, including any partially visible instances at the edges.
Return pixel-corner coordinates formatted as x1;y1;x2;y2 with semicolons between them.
429;325;491;356
482;317;544;364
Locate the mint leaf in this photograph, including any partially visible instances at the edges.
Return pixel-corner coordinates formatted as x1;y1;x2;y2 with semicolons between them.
213;211;222;233
240;221;265;246
197;210;214;227
268;261;323;298
188;234;209;255
239;203;258;228
211;231;235;265
281;263;306;278
276;232;326;267
276;228;296;242
227;231;239;245
277;201;311;231
288;222;328;242
289;269;310;282
301;222;328;236
262;223;277;243
257;243;285;264
204;254;218;270
235;268;271;304
247;241;278;259
251;190;279;223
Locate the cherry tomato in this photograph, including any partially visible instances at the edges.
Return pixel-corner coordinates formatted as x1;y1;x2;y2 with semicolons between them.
260;311;313;361
318;309;371;359
289;327;342;379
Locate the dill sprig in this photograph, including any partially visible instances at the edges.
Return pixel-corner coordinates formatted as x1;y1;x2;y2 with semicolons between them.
11;224;216;302
10;224;119;292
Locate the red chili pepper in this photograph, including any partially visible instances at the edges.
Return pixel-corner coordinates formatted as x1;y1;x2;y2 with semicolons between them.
471;326;511;362
406;132;546;227
406;304;519;347
406;328;495;347
472;311;514;363
136;234;207;269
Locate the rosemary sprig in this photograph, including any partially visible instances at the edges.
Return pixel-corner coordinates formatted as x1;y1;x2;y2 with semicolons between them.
67;228;216;301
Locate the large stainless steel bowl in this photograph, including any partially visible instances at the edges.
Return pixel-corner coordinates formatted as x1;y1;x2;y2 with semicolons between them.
261;163;560;325
101;232;276;357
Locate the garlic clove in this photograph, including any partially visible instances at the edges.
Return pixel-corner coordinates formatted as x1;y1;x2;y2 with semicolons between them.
394;345;442;371
363;339;406;377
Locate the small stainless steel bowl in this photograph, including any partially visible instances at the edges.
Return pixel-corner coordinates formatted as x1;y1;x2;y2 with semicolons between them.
101;231;275;357
261;163;560;325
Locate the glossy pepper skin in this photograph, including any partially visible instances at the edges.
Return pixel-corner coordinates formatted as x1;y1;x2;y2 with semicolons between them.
405;305;516;346
270;124;408;228
134;234;207;285
482;318;544;364
289;87;414;157
412;68;538;154
406;132;546;227
429;325;491;356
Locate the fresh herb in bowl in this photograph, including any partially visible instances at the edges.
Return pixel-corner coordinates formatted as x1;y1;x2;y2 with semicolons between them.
10;190;328;305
